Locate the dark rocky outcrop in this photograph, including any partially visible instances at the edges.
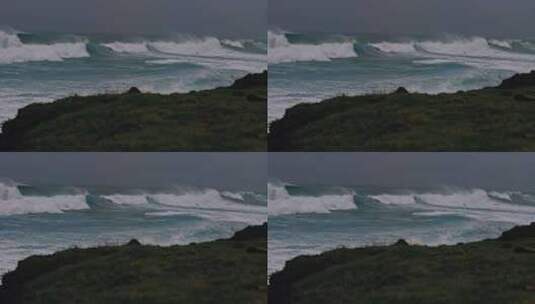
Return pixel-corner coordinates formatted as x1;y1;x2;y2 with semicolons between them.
230;223;267;241
394;87;409;94
269;71;535;151
230;70;267;89
269;223;535;304
126;87;141;94
0;224;267;304
498;70;535;89
0;72;267;151
499;222;535;241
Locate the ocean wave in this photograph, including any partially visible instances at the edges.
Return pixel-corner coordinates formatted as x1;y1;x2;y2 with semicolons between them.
0;181;266;220
0;30;89;64
369;37;535;73
102;37;264;61
0;182;88;215
268;183;357;215
268;31;358;64
369;189;535;216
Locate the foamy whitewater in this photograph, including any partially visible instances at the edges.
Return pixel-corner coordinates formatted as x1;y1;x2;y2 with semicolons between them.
0;28;266;125
268;182;535;276
0;180;266;278
268;31;535;122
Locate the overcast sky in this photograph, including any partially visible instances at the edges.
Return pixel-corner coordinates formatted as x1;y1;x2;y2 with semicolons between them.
270;153;535;191
0;0;266;38
270;0;535;38
0;153;267;192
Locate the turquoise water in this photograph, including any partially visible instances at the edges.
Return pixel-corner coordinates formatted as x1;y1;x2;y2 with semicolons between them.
268;182;535;276
268;31;535;122
0;180;267;278
0;28;266;125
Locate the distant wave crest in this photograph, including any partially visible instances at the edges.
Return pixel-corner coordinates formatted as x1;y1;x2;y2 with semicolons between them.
268;31;358;64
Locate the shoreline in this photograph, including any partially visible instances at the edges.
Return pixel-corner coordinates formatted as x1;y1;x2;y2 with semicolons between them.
268;222;535;304
0;223;267;303
269;70;535;151
0;71;267;151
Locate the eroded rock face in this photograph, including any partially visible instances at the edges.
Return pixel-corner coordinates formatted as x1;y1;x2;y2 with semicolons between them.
499;70;535;89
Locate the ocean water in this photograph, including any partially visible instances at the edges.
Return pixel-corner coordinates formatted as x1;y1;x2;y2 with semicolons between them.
268;182;535;276
268;30;535;122
0;27;266;125
0;180;267;278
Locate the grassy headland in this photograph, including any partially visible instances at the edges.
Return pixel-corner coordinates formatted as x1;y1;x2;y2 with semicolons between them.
0;223;267;304
269;71;535;151
0;71;267;151
269;223;535;304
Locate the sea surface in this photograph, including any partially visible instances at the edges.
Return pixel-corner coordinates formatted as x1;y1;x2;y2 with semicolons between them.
268;182;535;276
268;30;535;122
0;180;267;278
0;27;266;125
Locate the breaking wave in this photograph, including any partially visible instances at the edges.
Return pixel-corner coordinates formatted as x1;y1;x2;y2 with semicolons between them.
0;30;89;64
369;36;535;73
0;29;265;65
369;189;535;224
0;181;266;225
102;37;264;61
0;182;88;215
268;183;357;215
268;31;358;64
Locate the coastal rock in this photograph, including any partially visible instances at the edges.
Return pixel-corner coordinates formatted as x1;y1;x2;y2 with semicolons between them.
394;87;409;94
394;239;409;246
127;239;141;246
499;222;535;241
0;72;266;151
269;222;535;304
0;224;267;303
127;87;142;94
498;70;535;89
268;71;535;151
230;223;267;241
230;70;267;89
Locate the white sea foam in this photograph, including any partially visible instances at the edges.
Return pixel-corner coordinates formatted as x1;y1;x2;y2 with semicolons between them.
102;42;150;54
0;30;89;64
268;183;356;215
0;182;88;215
268;31;358;64
371;37;535;73
102;37;264;61
222;39;245;48
371;189;535;217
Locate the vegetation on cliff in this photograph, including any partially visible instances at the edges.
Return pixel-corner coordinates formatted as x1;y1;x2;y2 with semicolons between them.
0;224;267;304
269;71;535;151
269;223;535;304
0;71;267;151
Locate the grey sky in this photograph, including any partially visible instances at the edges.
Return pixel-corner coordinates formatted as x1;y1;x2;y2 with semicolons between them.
270;153;535;191
0;0;266;38
270;0;535;38
0;153;267;192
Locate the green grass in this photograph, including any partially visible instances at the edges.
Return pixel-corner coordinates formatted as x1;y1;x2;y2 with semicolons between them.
0;72;267;151
269;224;535;304
269;71;535;151
0;224;267;304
